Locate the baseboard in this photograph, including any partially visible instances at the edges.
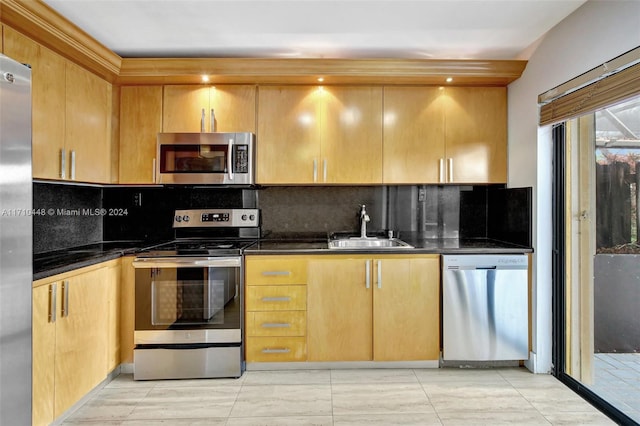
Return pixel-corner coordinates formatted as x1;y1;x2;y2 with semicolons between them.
246;360;440;370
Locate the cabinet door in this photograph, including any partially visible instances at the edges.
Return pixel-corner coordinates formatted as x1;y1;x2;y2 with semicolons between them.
373;256;440;361
32;283;57;426
119;86;162;183
65;62;111;183
383;87;445;183
162;85;209;132
4;27;66;180
307;258;372;361
257;86;321;184
209;85;256;132
444;87;507;183
106;262;122;372
54;268;108;417
322;87;383;184
119;256;136;364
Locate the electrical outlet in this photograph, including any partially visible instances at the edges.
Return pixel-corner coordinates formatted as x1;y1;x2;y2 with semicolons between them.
133;192;142;207
418;188;426;202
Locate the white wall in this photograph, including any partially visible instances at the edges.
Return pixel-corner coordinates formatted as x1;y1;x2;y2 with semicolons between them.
508;0;640;374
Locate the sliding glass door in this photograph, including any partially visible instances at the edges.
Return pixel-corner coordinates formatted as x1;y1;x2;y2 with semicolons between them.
554;95;640;424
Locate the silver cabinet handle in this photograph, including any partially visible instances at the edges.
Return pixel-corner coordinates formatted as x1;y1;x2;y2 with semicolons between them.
261;297;291;302
70;150;76;180
60;149;66;179
61;280;69;318
377;260;382;289
152;158;157;183
439;158;445;183
210;108;215;132
365;260;371;289
200;108;205;132
323;158;327;182
228;138;234;180
313;159;318;182
448;158;453;183
48;283;57;323
261;323;291;328
261;271;291;276
262;348;291;354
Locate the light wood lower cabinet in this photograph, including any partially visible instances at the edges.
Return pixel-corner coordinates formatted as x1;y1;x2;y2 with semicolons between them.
307;255;440;362
245;256;308;362
32;260;120;426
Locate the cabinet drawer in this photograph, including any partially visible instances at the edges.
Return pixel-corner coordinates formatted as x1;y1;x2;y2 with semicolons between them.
246;285;306;311
245;257;307;285
246;337;306;362
246;311;306;336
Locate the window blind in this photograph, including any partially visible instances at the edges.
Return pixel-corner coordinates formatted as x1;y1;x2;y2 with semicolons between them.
539;47;640;126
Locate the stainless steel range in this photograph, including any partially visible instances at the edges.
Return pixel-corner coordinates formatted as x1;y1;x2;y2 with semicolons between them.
132;208;259;380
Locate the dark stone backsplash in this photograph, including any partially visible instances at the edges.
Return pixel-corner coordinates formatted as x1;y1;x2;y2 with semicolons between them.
33;183;103;253
33;183;531;252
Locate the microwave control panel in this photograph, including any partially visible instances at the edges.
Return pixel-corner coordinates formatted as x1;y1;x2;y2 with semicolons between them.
234;145;249;173
173;209;259;228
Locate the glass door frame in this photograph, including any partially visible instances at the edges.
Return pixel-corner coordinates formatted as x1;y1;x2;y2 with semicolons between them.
551;121;637;425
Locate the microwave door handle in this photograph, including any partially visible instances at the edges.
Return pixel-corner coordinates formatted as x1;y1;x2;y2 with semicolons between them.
227;138;234;180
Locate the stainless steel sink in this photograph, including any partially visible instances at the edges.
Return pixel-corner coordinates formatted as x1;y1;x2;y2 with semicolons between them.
328;237;413;249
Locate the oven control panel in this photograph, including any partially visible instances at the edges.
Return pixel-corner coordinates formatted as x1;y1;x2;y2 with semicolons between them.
173;209;259;228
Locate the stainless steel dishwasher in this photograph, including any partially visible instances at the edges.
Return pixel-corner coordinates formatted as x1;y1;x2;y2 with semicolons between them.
442;254;529;361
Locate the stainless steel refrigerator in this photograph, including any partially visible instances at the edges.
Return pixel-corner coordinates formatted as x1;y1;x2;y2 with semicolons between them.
0;54;32;425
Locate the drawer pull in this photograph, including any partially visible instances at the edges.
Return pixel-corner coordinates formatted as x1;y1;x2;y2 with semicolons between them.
261;296;291;302
261;271;291;276
261;323;291;328
262;348;291;354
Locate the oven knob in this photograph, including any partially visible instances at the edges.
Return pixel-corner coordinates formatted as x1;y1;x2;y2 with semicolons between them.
175;216;182;222
249;214;256;221
183;215;190;222
241;214;248;221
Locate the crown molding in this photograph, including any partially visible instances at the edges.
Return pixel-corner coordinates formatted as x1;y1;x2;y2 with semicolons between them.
0;0;121;81
118;57;527;86
1;0;526;86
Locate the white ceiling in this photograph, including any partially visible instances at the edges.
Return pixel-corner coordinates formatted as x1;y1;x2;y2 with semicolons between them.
41;0;588;60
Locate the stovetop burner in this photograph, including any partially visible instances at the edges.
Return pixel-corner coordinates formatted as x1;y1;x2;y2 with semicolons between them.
137;238;257;258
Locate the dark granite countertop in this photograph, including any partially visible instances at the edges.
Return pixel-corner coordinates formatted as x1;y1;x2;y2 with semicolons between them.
245;232;532;255
34;233;532;281
33;240;164;281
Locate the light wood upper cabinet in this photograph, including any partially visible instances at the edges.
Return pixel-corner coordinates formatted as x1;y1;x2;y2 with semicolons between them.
257;86;321;184
4;27;113;183
307;255;440;362
383;86;506;184
257;86;383;184
443;87;507;183
3;27;66;181
163;85;256;133
383;87;445;183
322;86;383;184
65;62;112;183
119;86;163;183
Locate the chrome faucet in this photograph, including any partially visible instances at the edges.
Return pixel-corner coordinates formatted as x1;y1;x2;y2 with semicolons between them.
359;204;370;238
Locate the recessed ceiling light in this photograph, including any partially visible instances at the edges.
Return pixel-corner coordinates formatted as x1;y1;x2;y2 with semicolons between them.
445;77;453;83
202;75;210;83
317;77;324;82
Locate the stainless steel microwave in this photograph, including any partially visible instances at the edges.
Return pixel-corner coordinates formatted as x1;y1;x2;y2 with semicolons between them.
156;132;255;185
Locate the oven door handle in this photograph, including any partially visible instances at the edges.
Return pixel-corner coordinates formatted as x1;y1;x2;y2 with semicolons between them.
132;257;241;268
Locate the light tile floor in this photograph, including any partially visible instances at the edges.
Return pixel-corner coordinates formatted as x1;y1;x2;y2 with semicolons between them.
591;353;640;424
61;368;616;426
